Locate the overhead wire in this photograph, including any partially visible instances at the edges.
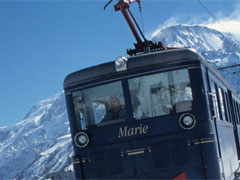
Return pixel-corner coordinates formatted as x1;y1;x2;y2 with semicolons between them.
141;1;166;28
139;7;145;36
136;0;145;36
197;0;240;70
197;0;229;32
140;0;173;41
197;0;240;43
218;64;240;70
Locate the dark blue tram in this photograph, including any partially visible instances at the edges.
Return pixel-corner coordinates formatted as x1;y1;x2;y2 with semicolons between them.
64;0;240;179
64;48;240;179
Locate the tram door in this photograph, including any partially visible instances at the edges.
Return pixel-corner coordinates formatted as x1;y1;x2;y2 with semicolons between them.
228;90;240;160
207;77;225;179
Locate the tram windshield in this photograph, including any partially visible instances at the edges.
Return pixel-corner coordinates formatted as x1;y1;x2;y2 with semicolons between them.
129;69;193;120
72;81;127;130
72;69;193;130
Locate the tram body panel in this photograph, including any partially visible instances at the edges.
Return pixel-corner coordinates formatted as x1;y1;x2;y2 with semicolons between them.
64;49;240;179
216;120;238;179
231;93;240;160
68;111;208;179
236;123;240;158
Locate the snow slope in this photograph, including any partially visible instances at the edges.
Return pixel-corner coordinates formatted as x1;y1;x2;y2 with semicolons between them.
0;93;73;179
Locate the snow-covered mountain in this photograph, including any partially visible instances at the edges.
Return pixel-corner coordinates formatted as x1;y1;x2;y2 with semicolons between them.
0;93;73;179
0;24;240;179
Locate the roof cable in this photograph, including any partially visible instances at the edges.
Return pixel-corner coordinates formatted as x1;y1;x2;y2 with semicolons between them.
197;0;240;44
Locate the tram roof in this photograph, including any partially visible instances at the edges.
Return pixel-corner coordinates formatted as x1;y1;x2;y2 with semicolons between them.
64;48;204;88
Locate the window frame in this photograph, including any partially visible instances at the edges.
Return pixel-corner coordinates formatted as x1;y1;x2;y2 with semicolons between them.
71;67;195;129
209;80;221;120
128;68;194;120
72;80;128;130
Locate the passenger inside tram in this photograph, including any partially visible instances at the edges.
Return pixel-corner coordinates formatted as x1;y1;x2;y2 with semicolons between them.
102;96;126;122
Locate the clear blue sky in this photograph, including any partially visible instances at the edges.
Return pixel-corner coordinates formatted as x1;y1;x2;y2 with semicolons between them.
0;0;238;127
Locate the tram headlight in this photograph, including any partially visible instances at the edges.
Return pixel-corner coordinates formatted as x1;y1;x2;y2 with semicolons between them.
179;113;196;130
115;56;128;72
74;132;89;148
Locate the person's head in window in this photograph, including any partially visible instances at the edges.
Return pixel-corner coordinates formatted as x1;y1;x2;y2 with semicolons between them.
102;96;126;122
110;96;121;111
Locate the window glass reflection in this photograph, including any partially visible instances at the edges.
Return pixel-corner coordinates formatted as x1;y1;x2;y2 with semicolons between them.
129;69;193;120
72;81;126;130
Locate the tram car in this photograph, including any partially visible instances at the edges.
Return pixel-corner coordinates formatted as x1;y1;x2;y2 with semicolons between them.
64;0;240;179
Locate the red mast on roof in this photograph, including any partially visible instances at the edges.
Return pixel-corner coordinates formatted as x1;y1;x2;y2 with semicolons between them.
104;0;165;56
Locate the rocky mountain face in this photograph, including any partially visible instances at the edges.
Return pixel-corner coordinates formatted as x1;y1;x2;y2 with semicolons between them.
0;93;73;179
0;25;240;179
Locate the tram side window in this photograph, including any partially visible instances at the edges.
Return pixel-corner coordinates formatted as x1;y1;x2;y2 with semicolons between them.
225;92;233;123
218;88;226;121
234;101;240;124
223;92;230;122
233;101;237;124
232;99;237;124
235;103;239;124
237;103;240;124
72;81;126;130
128;69;193;120
209;81;221;120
